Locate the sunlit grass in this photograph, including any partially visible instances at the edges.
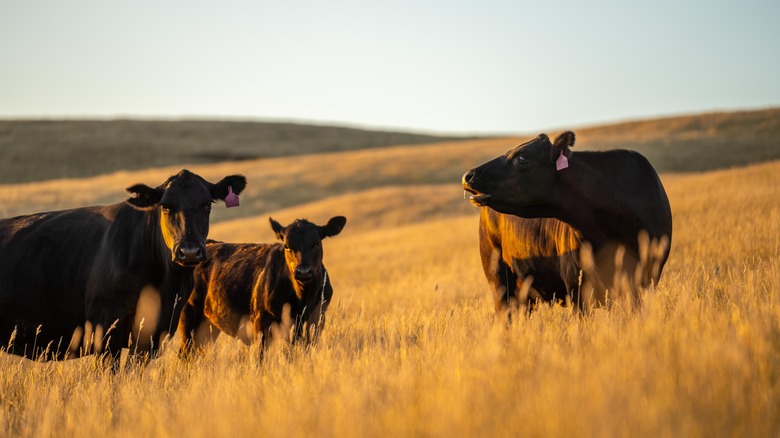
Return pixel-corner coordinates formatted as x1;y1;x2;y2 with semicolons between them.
2;157;780;436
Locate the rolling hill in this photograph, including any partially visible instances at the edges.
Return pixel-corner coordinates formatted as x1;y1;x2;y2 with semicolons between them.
1;107;778;225
0;119;475;184
0;108;777;186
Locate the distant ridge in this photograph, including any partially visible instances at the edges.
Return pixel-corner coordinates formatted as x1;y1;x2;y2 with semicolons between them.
572;108;780;172
0;119;475;184
0;108;777;184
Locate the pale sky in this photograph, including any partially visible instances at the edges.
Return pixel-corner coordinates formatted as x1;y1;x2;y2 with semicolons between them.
1;0;778;134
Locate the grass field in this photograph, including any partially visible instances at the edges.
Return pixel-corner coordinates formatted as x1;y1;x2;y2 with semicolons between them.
1;111;779;436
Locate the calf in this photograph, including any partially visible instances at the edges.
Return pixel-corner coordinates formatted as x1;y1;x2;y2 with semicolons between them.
0;169;246;360
179;216;346;354
463;131;672;312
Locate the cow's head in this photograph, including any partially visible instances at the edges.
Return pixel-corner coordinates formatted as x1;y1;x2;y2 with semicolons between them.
125;169;247;267
269;216;346;290
462;131;575;218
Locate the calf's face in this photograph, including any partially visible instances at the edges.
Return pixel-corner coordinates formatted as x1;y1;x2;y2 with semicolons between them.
270;216;346;285
126;169;247;267
462;131;575;218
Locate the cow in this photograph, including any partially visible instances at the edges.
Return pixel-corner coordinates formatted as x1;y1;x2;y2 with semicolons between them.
0;169;246;360
462;131;672;313
178;216;346;355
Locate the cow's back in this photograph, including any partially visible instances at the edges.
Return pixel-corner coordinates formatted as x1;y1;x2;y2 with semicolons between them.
0;207;111;355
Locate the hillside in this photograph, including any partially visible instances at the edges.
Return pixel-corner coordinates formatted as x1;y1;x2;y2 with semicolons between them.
0;137;516;220
0;108;778;185
2;107;778;224
572;108;780;171
0;119;474;184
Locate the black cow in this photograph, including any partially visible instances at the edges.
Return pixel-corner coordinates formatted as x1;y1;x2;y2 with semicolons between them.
462;131;672;312
179;216;346;355
0;169;246;360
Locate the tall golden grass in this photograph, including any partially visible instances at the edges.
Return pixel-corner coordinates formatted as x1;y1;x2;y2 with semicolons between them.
1;153;779;436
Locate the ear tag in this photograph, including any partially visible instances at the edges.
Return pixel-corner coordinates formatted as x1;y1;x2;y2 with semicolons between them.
556;150;569;171
224;185;240;208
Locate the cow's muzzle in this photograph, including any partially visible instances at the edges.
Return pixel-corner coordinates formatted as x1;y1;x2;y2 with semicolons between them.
294;266;316;283
462;170;492;206
173;242;206;267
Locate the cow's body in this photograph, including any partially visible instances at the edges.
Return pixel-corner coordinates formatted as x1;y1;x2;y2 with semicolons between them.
464;132;672;311
0;170;246;360
179;217;346;354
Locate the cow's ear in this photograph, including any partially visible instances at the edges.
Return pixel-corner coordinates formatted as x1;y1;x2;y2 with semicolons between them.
269;217;285;240
553;131;575;157
210;174;247;200
125;184;164;210
319;216;347;239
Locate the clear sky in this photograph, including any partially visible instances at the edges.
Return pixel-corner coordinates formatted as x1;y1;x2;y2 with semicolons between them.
1;0;778;134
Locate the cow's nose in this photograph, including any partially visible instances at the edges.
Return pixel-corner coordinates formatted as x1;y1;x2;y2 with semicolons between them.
462;170;475;186
175;244;205;265
295;266;314;282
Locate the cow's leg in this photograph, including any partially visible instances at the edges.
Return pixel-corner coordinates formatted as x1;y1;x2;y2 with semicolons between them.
575;242;609;312
304;300;327;344
178;298;205;358
560;255;581;309
489;260;519;321
479;241;511;312
252;314;273;351
89;311;134;372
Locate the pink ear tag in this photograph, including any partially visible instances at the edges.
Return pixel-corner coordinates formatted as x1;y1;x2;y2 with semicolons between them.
224;185;239;208
556;150;569;171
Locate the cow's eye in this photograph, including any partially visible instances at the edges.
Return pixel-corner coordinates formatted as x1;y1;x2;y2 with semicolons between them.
515;155;528;164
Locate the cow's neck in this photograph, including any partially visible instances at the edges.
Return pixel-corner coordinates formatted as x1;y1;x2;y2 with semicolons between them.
119;204;191;291
136;205;194;334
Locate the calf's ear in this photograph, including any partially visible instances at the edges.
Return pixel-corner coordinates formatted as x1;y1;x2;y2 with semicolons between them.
319;216;347;239
125;184;164;210
269;217;286;240
210;175;247;200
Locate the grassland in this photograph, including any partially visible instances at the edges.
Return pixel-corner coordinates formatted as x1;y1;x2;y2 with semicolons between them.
1;110;780;436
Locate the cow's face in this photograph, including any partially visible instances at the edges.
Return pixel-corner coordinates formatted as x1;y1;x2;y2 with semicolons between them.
270;216;346;289
462;131;575;218
126;169;247;267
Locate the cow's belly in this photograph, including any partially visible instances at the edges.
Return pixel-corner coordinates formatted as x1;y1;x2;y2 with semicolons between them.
203;294;250;338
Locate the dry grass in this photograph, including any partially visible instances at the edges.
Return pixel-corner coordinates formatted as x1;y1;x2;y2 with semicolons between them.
2;154;780;436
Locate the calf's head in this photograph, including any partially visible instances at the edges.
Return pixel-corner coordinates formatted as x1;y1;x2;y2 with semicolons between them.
270;216;346;287
126;169;247;267
462;131;575;218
